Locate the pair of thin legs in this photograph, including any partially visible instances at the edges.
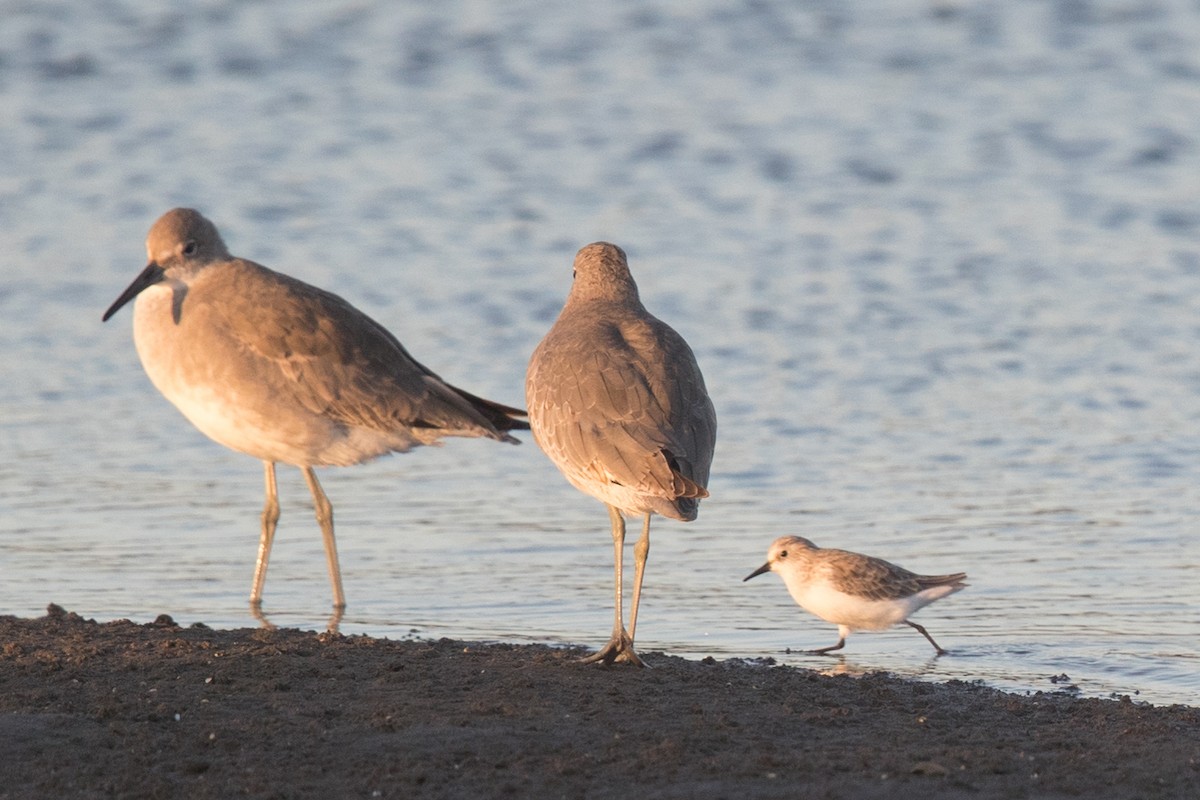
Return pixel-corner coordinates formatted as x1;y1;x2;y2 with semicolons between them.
809;620;948;656
581;505;652;667
249;461;345;631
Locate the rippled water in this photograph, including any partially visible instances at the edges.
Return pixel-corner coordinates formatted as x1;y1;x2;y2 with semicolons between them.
2;1;1198;706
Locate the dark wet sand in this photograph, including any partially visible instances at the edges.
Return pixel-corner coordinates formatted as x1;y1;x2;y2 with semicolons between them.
1;606;1196;799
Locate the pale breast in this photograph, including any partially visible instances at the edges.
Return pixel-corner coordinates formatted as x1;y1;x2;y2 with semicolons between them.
786;580;916;632
131;283;412;466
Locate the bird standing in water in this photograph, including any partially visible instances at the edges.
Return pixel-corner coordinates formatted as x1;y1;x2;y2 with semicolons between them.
103;208;528;623
745;535;967;655
526;242;716;666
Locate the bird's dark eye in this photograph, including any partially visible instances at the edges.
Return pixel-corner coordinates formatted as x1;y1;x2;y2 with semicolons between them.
779;550;788;559
182;240;198;256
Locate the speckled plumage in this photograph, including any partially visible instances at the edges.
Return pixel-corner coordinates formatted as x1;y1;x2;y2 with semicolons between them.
745;535;967;655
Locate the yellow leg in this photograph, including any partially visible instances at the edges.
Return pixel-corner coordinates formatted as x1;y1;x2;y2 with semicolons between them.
627;513;651;644
250;461;280;609
580;506;644;667
302;466;346;610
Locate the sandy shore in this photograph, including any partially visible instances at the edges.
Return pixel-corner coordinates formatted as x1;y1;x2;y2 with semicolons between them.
0;606;1196;799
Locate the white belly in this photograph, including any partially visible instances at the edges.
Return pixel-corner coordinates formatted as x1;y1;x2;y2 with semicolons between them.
788;582;915;632
130;284;403;467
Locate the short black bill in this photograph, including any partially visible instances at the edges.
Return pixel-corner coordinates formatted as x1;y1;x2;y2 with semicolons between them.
743;562;771;582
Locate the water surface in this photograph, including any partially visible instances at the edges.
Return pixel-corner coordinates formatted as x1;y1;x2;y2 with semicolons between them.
1;0;1198;706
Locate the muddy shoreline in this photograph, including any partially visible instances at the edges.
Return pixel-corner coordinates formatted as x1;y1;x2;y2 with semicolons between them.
0;606;1196;799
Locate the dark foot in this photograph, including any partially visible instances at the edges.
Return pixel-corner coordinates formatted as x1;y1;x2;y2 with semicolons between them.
906;621;948;655
807;638;846;655
579;631;647;667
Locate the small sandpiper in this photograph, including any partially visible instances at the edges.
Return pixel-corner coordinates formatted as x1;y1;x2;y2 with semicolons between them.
744;535;967;655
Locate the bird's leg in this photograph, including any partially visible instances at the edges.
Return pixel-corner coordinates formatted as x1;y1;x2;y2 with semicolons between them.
808;638;846;654
626;512;652;645
580;506;643;666
250;461;280;617
809;627;848;655
906;620;948;655
302;466;346;611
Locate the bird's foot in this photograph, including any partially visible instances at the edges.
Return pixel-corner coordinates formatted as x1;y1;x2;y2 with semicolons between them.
248;601;277;630
579;631;647;667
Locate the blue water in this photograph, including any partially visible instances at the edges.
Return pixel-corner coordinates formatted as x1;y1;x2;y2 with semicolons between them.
1;0;1198;706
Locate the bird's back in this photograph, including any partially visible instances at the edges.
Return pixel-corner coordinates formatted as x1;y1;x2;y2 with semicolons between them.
527;294;716;520
135;257;523;467
812;547;967;603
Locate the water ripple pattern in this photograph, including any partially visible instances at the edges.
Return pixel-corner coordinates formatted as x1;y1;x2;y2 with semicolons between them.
1;1;1198;706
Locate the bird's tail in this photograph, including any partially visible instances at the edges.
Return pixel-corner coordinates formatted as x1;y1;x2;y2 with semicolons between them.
916;572;968;590
451;387;531;442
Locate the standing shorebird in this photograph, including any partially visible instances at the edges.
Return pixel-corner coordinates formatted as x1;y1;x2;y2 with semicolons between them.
526;242;716;666
103;208;528;620
744;536;967;655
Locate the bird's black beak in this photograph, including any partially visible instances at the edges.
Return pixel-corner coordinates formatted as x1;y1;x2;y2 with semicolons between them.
743;562;771;582
103;262;165;321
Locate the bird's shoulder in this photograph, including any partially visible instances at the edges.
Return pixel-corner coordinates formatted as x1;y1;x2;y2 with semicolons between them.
197;259;426;373
527;301;715;499
532;302;703;393
191;259;492;430
820;550;923;600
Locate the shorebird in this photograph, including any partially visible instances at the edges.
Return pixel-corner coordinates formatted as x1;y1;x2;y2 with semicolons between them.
526;242;716;666
744;536;967;655
103;208;528;618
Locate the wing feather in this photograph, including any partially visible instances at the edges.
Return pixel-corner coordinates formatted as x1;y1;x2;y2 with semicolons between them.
198;260;510;439
528;304;715;500
822;550;967;601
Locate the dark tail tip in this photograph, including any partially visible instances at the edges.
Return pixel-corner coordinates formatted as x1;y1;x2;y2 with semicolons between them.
450;386;530;440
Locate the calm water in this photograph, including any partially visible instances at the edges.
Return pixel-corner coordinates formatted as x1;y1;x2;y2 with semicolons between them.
2;1;1198;706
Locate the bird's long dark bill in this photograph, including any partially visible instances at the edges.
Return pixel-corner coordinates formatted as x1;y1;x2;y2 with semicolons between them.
103;263;165;321
743;562;771;582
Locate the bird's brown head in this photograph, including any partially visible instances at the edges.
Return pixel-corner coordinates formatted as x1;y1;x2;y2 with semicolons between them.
569;241;640;303
145;208;231;270
102;208;231;322
743;536;818;582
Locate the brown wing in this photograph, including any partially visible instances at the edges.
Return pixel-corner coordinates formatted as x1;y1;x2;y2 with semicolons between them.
527;305;716;499
200;259;522;440
822;551;922;601
824;549;967;600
